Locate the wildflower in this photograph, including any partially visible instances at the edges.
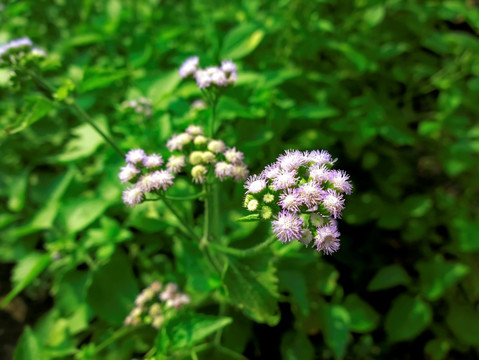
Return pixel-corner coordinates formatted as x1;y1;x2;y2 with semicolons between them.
152;315;165;329
309;164;330;183
185;125;204;136
178;56;199;79
201;151;216;164
262;164;281;180
126;148;146;164
191;165;207;183
150;170;175;191
306;150;336;166
166;155;186;173
277;150;307;171
244;175;267;194
167;133;192;152
272;211;304;243
122;186;144;206
194;69;211;88
137;173;156;192
224;147;244;164
207;66;228;87
321;189;345;219
0;37;33;60
194;135;208;146
299;229;313;246
247;199;259;211
221;60;237;74
30;47;46;57
314;224;340;255
261;206;273;219
298;181;323;208
263;193;275;203
215;161;233;181
279;188;303;213
160;283;179;301
191;99;207;111
118;163;140;183
328;169;353;194
189;151;204;165
231;164;249;181
272;169;298;190
207;140;226;154
143;154;164;169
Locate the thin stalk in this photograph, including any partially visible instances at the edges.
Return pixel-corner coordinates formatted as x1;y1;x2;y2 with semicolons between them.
70;101;124;157
163;197;200;242
165;191;205;201
214;302;226;345
26;69;124;157
213;344;248;360
209;235;277;258
93;325;142;354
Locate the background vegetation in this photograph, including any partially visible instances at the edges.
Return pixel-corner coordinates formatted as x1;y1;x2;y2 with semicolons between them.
1;0;479;359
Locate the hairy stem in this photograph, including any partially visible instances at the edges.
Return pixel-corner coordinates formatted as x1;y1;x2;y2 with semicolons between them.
209;235;277;258
163;197;200;242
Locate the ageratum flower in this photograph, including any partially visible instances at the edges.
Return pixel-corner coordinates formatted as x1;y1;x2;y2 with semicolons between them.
242;149;352;254
126;149;146;164
122;186;144;207
178;56;199;79
143;154;164;169
119;163;140;183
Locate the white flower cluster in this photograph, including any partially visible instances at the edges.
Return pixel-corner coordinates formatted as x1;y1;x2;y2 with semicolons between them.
166;125;249;184
124;281;190;329
0;37;45;65
179;56;238;89
122;97;153;118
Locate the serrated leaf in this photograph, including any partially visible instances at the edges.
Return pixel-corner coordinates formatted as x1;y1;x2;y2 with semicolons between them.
1;253;52;308
385;295;432;343
223;256;280;325
343;294;379;333
417;257;469;301
158;313;232;352
221;23;265;60
367;264;410;291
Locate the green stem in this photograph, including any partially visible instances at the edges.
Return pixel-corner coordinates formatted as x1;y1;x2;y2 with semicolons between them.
164;191;205;201
209;235;277;258
214;302;226;345
213;344;248;360
94;325;141;354
70;101;124;157
27;69;124;157
163;197;200;242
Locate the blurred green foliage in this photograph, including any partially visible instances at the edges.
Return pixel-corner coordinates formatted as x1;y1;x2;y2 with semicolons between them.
1;0;479;359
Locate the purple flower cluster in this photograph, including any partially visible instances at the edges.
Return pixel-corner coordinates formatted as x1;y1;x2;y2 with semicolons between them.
243;150;352;254
124;281;190;329
122;97;153;118
179;56;237;89
119;149;175;206
0;37;45;65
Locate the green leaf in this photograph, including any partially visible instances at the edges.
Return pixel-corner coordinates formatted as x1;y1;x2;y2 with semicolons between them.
280;331;314;360
236;214;260;222
424;339;450;360
8;169;30;212
53;120;106;162
87;250;138;325
278;270;309;316
79;67;129;93
451;217;479;252
5;95;54;134
158;313;232;352
1;253;52;308
223;256;280;325
367;264;411;291
363;6;385;27
416;257;470;301
319;303;350;360
59;197;110;234
343;294;379;333
13;326;46;360
446;303;479;346
147;70;181;103
221;23;265;60
385;295;432;343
